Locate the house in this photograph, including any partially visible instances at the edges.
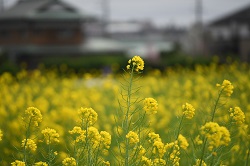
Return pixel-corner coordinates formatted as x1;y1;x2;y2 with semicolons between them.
207;4;250;61
0;0;95;63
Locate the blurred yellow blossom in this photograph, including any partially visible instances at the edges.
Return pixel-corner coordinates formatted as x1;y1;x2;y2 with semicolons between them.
141;156;152;166
216;80;234;96
182;103;195;119
21;139;37;152
126;131;139;145
194;135;203;145
200;122;231;151
23;107;42;127
194;159;207;166
41;128;60;144
62;157;76;166
177;134;189;150
87;126;101;148
126;55;144;72
102;161;110;166
100;131;111;150
11;160;26;166
78;107;98;126
143;98;158;114
229;107;245;125
148;132;162;143
0;129;2;141
69;126;86;143
153;158;166;165
34;161;48;166
153;140;166;158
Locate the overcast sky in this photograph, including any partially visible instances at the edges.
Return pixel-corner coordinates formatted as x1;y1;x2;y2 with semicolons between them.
5;0;250;27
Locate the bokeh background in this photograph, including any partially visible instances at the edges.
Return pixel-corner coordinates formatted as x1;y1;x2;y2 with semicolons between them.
0;0;250;73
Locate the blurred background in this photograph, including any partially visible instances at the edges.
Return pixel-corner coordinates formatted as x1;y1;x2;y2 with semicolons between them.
0;0;250;73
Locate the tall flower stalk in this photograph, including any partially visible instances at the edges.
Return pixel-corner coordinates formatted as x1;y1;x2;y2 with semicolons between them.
21;107;42;164
199;80;233;166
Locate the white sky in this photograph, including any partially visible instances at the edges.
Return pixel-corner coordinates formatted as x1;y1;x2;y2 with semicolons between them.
4;0;250;27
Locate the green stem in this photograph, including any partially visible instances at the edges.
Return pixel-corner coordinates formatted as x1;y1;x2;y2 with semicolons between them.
125;67;134;166
245;147;250;166
199;138;207;166
23;118;32;163
176;115;184;140
211;89;223;122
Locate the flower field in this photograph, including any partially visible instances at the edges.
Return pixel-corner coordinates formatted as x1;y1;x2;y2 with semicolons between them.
0;56;249;166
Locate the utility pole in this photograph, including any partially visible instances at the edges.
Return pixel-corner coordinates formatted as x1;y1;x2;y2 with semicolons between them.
101;0;110;37
195;0;202;26
0;0;4;13
194;0;204;56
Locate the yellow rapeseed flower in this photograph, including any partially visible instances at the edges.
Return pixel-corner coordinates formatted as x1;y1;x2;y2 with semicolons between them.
87;126;101;148
194;159;207;166
169;143;180;166
21;139;37;152
69;126;86;143
41;128;60;144
11;160;26;166
126;55;144;72
141;156;152;166
143;98;158;114
62;157;77;166
152;140;166;158
137;145;146;156
23;107;42;127
200;122;231;151
126;131;139;145
34;161;48;166
153;158;166;165
182;103;195;119
229;107;245;125
177;134;189;150
148;132;162;143
102;161;110;166
194;135;203;145
216;80;234;96
78;107;98;126
100;131;111;149
0;129;2;141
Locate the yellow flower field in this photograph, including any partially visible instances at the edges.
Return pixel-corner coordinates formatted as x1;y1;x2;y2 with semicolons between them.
0;56;249;166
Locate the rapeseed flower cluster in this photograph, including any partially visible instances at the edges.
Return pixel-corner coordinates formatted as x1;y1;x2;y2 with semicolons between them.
126;55;144;72
23;107;42;127
182;103;195;119
87;126;102;148
78;107;98;126
21;138;37;152
0;129;2;141
216;79;234;96
69;126;86;143
34;161;48;166
153;158;166;165
11;160;26;166
194;159;207;166
152;140;166;158
100;131;112;150
229;107;245;125
200;122;231;151
41;128;60;144
143;98;158;115
148;132;161;143
166;141;180;166
141;156;152;165
177;134;189;150
126;131;139;145
62;157;76;166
